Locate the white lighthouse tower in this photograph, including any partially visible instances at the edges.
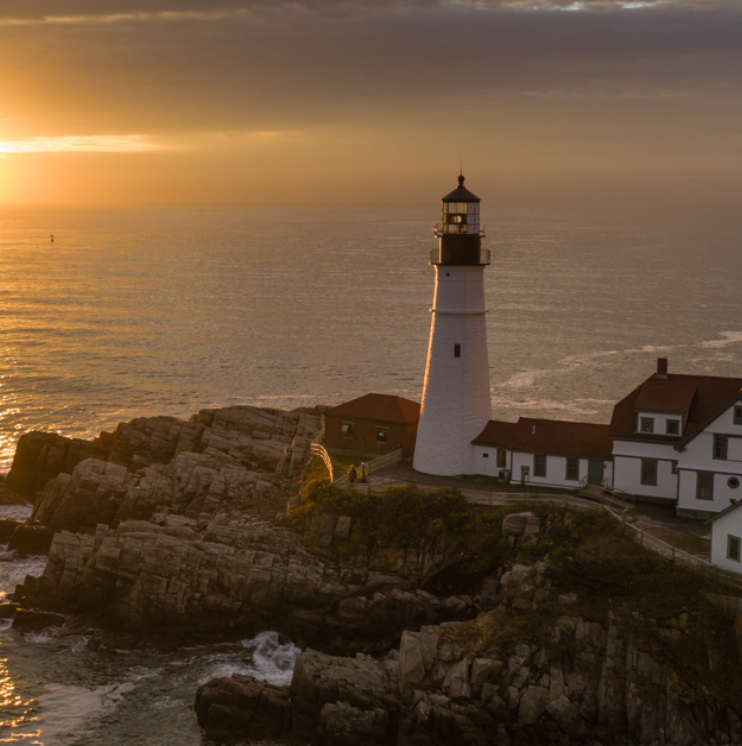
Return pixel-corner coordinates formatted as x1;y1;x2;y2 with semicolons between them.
413;175;492;476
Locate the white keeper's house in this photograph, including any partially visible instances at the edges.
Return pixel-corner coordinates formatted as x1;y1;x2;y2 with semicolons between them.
467;357;742;520
707;500;742;574
411;175;742;521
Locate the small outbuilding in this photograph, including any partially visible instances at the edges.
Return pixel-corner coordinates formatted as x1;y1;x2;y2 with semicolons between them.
707;499;742;575
324;393;420;460
472;417;613;489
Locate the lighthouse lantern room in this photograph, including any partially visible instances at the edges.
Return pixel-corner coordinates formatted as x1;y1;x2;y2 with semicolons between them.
413;175;493;476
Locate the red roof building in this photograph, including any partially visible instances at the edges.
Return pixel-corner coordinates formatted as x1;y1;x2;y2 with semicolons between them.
324;393;420;460
472;417;612;488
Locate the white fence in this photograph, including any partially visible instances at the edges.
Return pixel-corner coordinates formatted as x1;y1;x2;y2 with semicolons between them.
310;444;334;483
333;448;403;489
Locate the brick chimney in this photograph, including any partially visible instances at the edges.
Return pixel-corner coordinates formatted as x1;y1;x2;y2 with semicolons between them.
656;358;668;378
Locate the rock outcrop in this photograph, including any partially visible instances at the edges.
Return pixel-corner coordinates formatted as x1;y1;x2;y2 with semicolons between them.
7;405;323;504
195;607;742;746
14;511;465;650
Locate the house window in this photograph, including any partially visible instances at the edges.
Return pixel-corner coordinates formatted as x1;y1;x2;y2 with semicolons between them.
640;459;657;486
696;471;714;501
728;477;740;489
734;406;742;425
728;535;741;562
482;452;489;458
566;457;579;482
376;429;387;444
533;454;547;478
454;344;461;358
640;417;654;433
713;435;728;460
497;448;507;469
666;420;680;435
341;423;354;439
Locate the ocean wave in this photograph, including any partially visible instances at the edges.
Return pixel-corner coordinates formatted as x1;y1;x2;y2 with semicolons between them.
199;630;301;687
700;331;742;349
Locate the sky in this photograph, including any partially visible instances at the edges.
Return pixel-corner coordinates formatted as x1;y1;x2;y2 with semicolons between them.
0;0;740;206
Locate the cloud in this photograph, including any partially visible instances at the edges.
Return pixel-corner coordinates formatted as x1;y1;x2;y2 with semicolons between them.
0;135;172;153
0;0;739;24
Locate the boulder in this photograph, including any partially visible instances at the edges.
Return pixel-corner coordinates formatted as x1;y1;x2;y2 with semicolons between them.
501;512;535;537
8;525;56;555
0;603;18;619
194;674;291;741
0;519;22;544
546;694;588;738
12;609;66;633
6;431;107;500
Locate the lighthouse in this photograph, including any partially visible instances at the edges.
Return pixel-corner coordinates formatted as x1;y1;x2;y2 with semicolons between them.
413;175;493;476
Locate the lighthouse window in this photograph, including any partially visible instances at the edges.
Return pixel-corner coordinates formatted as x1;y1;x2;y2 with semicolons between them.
454;344;461;358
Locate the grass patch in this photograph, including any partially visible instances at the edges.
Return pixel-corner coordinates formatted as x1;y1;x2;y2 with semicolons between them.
292;473;513;577
663;532;711;557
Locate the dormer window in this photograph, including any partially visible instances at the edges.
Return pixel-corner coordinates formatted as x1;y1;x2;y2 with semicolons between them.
640;417;654;433
666;419;680;435
734;406;742;425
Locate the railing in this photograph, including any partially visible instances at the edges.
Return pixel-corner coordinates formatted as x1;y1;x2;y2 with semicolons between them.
332;448;403;489
578;477;635;508
432;224;486;238
310;443;334;483
600;480;636;504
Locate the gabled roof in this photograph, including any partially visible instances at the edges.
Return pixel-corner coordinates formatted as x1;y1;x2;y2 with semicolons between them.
327;393;420;424
473;417;613;460
705;497;742;525
609;371;742;445
634;376;697;414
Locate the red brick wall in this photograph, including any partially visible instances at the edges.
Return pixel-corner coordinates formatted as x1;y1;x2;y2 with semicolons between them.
324;415;418;459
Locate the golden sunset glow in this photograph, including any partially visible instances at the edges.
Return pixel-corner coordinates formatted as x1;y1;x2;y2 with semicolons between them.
0;136;169;154
0;0;739;206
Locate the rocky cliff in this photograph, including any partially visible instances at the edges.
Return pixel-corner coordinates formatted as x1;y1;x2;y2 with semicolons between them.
5;408;742;744
193;506;742;746
8;406;484;650
7;404;322;504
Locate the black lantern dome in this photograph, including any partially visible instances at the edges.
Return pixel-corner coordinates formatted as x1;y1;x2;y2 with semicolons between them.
432;175;488;266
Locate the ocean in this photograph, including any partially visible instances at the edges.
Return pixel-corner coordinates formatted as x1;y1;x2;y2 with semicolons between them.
1;202;742;742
